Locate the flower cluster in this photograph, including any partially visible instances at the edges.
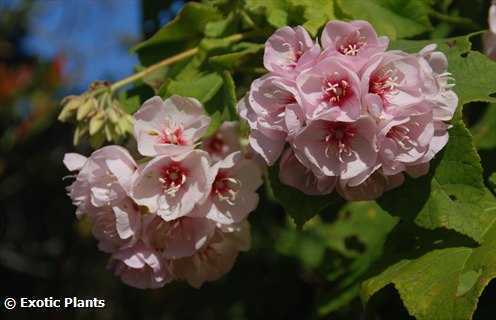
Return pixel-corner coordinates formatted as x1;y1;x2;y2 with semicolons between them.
239;20;458;200
64;96;262;289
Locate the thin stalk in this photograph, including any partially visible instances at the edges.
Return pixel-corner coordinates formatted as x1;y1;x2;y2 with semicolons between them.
109;30;262;93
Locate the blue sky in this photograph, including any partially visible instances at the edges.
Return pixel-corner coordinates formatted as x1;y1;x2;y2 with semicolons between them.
20;0;142;91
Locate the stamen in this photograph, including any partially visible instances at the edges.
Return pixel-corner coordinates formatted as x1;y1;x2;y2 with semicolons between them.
337;31;367;56
212;172;242;205
370;68;399;102
322;122;357;160
386;125;418;150
159;163;188;197
322;77;351;105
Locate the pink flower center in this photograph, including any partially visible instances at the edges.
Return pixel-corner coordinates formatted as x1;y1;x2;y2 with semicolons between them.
386;125;417;150
212;172;241;204
206;134;225;155
159;163;188;196
323;122;357;159
369;68;398;102
159;127;187;145
322;77;351;106
337;31;367;56
282;41;304;69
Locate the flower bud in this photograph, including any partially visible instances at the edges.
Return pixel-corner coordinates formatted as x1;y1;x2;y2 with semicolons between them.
58;82;134;147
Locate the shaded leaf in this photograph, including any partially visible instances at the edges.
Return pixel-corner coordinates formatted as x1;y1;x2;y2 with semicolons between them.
317;202;397;316
209;42;264;69
244;0;289;28
267;162;340;227
336;0;432;39
287;0;335;36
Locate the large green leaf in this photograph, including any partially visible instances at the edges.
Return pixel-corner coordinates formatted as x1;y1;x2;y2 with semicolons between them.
361;219;496;320
336;0;432;39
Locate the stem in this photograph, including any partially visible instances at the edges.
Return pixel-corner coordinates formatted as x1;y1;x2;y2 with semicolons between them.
110;48;198;91
428;9;478;28
110;30;261;92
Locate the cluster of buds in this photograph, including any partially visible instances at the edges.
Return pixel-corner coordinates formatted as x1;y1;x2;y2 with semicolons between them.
58;81;133;147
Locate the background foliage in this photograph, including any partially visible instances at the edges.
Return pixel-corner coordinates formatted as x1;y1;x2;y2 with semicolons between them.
2;0;496;319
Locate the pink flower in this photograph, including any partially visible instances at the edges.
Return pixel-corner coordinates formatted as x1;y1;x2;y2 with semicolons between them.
376;104;435;176
292;116;378;180
297;58;362;121
89;197;141;253
484;3;496;59
278;148;336;195
131;150;214;221
237;94;287;165
360;51;424;116
264;26;320;78
202;121;241;161
192;152;262;225
170;221;250;288
133;95;210;157
404;121;450;168
142;215;216;259
108;242;172;289
247;75;305;134
417;45;458;121
321;20;388;71
63;145;137;217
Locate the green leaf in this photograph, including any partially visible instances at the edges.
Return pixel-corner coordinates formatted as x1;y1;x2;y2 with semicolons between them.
221;71;238;121
209;42;264;69
378;121;496;243
336;0;432;39
471;104;496;150
244;0;289;28
203;111;223;138
489;173;496;194
267;162;340;227
388;33;475;58
162;72;224;104
361;219;496;320
205;12;238;37
133;3;222;65
449;51;496;105
287;0;335;36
